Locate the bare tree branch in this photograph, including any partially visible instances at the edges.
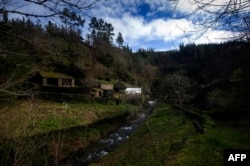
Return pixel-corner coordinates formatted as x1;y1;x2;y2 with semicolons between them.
1;0;101;23
178;0;250;41
0;89;29;96
174;0;250;41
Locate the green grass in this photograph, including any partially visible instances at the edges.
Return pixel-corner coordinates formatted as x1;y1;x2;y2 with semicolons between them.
0;100;138;138
0;99;139;166
0;99;138;164
92;102;250;166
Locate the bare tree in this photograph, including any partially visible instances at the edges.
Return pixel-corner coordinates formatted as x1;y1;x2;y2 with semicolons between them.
164;70;191;112
174;0;250;41
0;0;101;24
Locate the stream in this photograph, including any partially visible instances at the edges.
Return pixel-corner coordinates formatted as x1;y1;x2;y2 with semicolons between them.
62;101;155;166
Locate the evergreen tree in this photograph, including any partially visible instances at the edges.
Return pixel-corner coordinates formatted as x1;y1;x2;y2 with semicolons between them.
0;8;8;23
88;17;114;46
116;32;124;48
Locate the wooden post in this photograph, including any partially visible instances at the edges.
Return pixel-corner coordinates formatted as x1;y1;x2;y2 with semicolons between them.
71;79;75;87
43;78;47;86
58;79;62;86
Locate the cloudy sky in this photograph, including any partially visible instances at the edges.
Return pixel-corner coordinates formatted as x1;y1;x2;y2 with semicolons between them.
5;0;241;51
83;0;236;51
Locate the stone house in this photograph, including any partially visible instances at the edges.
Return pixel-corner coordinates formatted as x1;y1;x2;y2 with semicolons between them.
28;71;75;87
90;81;114;97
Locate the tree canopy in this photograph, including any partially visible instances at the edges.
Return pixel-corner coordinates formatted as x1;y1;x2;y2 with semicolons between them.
88;17;115;46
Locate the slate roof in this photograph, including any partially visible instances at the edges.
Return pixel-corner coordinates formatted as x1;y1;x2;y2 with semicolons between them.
91;88;103;92
39;71;74;79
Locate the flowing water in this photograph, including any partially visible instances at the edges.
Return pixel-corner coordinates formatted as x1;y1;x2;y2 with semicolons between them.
63;101;155;166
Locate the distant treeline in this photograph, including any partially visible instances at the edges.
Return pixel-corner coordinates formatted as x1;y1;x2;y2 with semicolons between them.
135;42;250;116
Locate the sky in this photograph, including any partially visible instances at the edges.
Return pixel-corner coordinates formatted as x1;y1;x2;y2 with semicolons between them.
83;0;237;51
5;0;244;52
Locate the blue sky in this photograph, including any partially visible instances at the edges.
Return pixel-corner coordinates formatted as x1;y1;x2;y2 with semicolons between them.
83;0;238;51
6;0;241;52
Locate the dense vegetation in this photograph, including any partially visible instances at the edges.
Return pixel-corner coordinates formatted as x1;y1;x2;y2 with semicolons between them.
1;13;250;165
2;16;249;119
136;42;250;117
0;16;156;100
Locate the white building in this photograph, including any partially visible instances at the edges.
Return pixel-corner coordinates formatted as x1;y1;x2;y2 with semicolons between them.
125;88;142;95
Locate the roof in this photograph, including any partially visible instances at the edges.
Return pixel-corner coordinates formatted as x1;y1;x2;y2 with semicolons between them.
123;82;138;88
91;88;103;92
39;71;75;79
99;80;115;84
115;81;138;88
125;88;142;90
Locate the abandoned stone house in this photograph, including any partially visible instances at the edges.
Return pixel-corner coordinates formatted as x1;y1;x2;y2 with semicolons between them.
90;88;103;97
91;82;114;97
27;72;141;99
28;71;75;87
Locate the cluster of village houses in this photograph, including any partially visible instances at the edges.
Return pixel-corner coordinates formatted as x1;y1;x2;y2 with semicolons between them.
28;71;142;98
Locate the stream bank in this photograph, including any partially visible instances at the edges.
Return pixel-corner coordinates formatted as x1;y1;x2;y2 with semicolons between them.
0;110;132;166
62;103;155;166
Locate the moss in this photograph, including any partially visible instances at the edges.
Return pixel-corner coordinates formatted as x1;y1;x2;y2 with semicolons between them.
39;71;74;79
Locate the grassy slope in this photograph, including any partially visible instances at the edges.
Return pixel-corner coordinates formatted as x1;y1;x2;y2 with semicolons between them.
0;100;138;138
92;103;250;166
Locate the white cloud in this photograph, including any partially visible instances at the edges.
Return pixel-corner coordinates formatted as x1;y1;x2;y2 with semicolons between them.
84;0;247;51
189;29;237;44
105;14;194;49
87;0;195;50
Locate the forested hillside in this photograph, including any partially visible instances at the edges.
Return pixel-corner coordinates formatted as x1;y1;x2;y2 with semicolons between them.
1;15;250;119
0;17;157;99
0;17;158;165
137;42;250;123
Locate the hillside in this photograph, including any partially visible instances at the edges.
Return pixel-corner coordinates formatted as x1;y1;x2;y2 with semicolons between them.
137;42;250;115
0;18;157;100
1;18;250;123
1;17;250;166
